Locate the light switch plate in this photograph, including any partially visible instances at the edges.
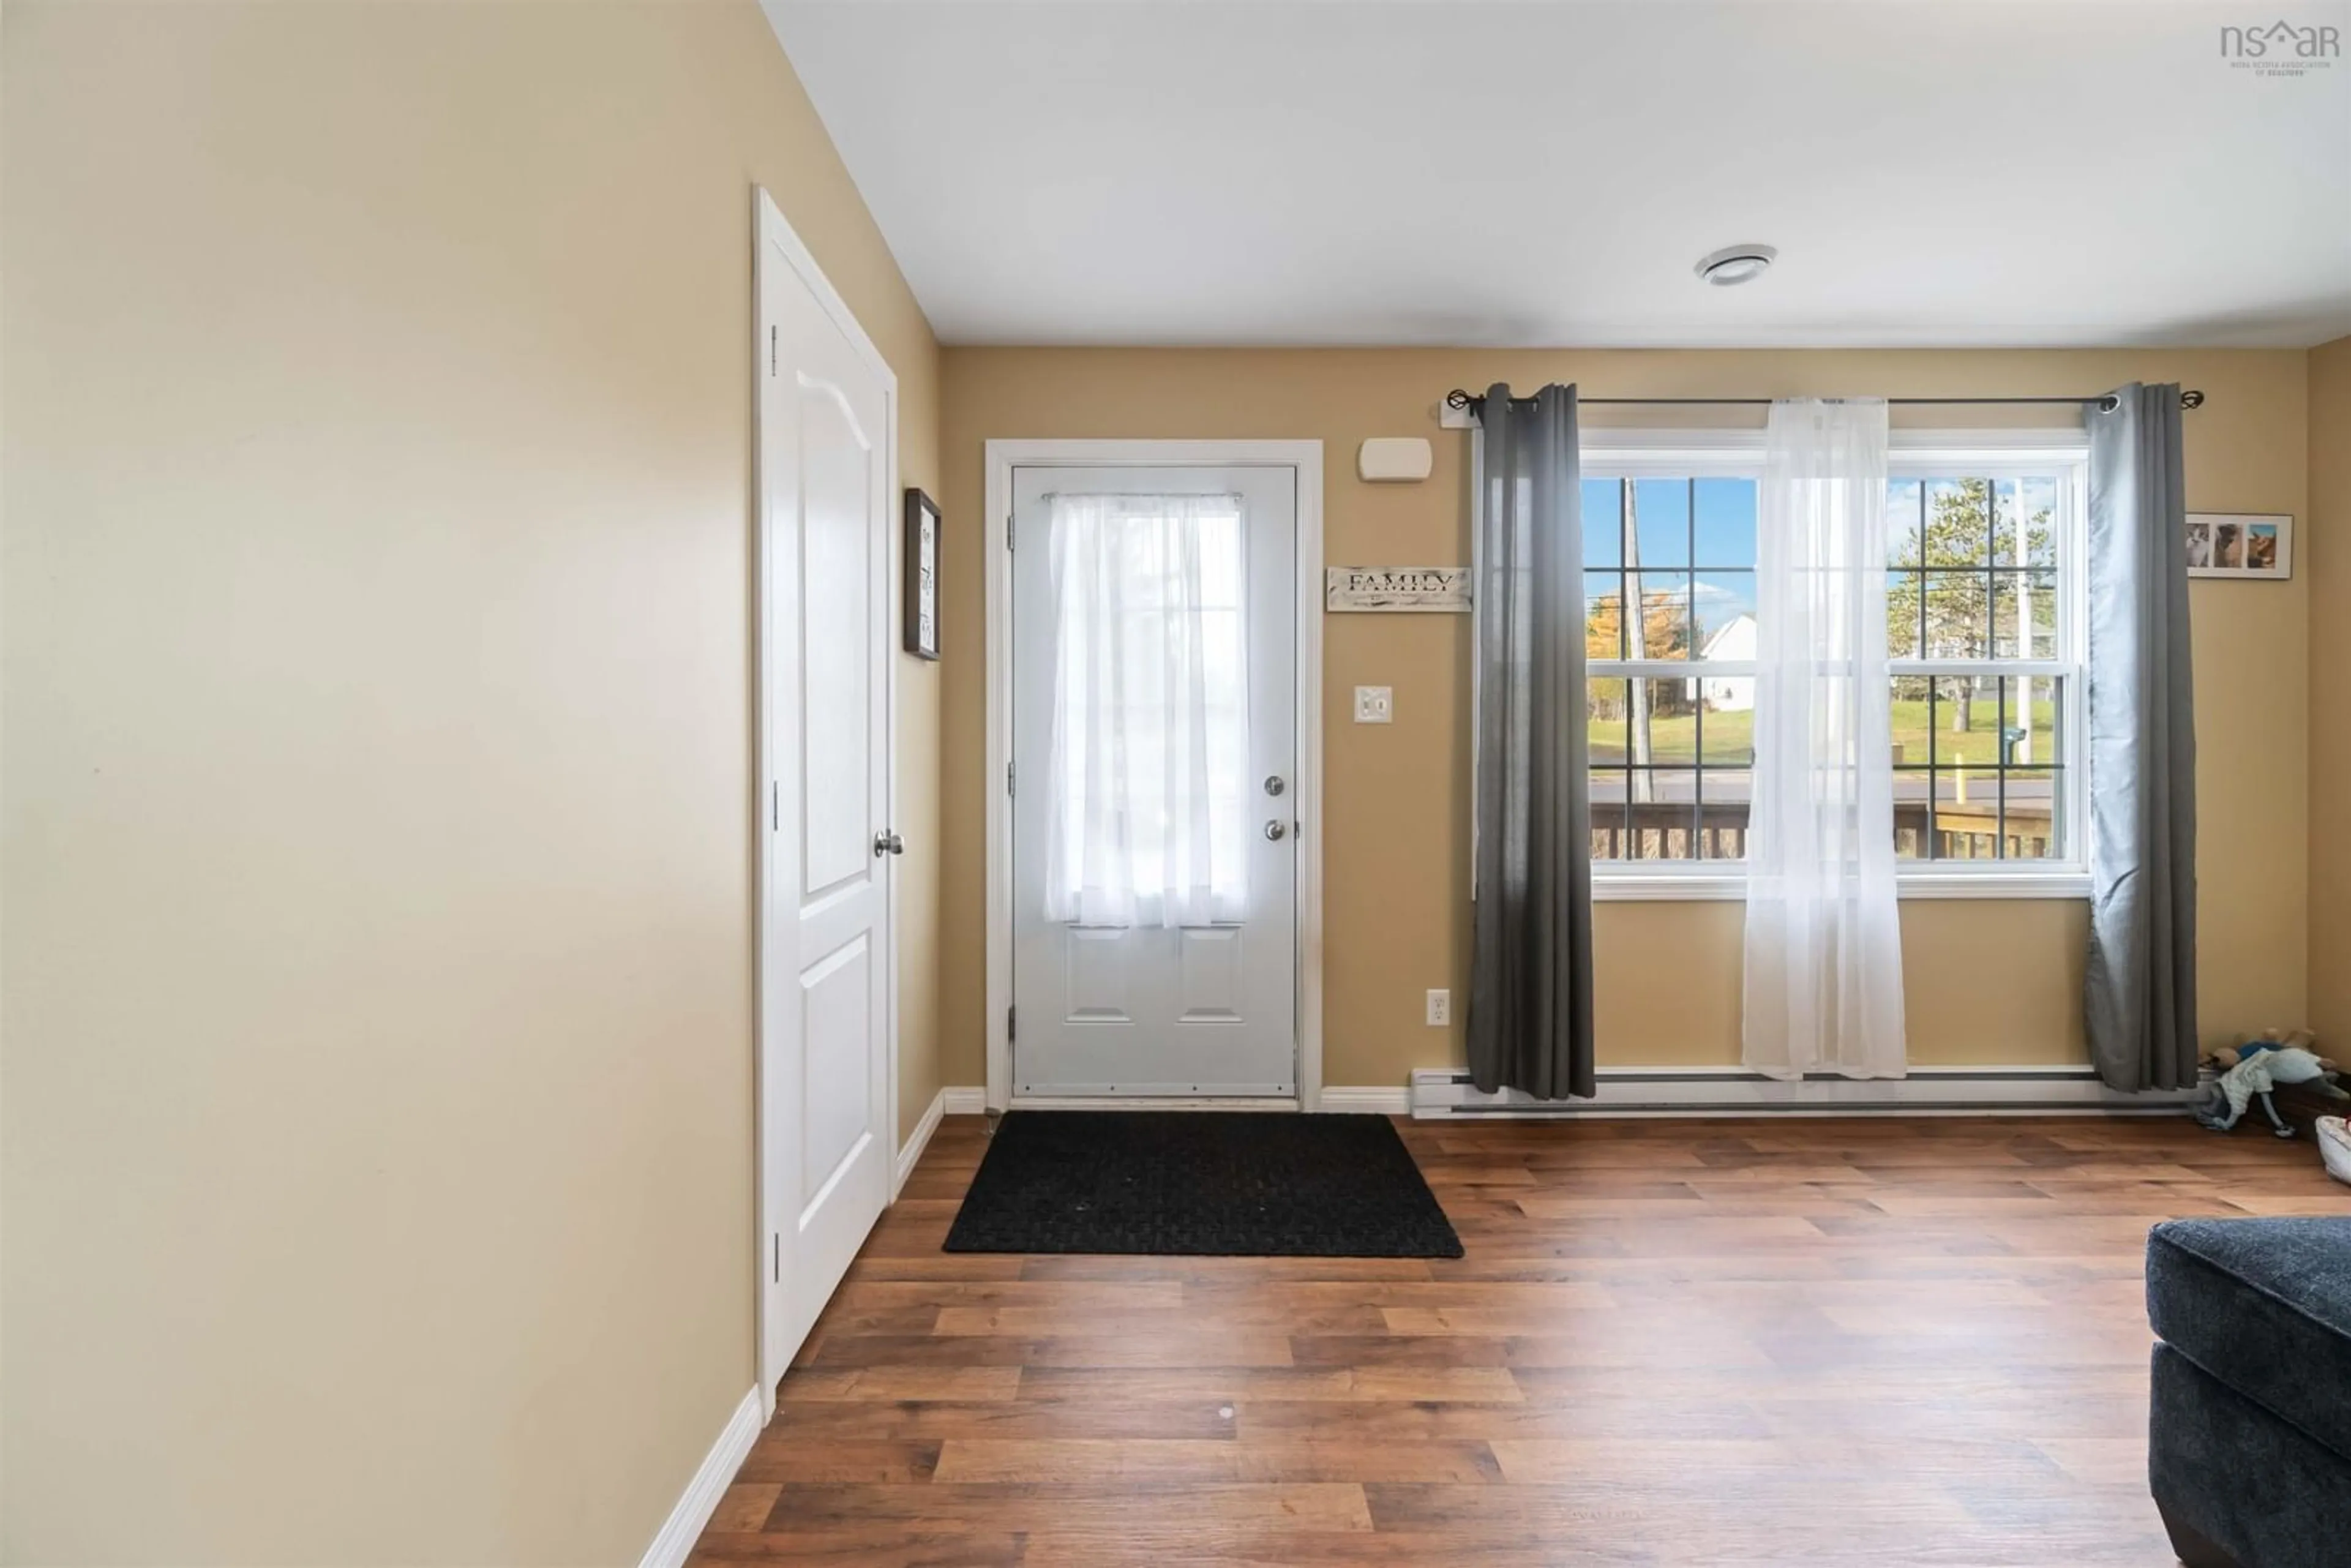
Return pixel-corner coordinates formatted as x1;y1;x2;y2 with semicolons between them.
1426;989;1450;1026
1354;685;1393;724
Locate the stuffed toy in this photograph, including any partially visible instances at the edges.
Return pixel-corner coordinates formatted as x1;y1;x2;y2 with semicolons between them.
2203;1028;2333;1074
2195;1030;2347;1137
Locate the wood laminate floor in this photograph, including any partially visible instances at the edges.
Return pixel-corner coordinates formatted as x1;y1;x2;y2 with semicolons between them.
689;1114;2344;1567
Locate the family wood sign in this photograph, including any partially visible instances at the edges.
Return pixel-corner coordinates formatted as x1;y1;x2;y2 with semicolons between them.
1324;566;1471;612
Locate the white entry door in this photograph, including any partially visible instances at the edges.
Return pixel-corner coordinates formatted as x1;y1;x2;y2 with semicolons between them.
1010;465;1297;1097
757;193;893;1389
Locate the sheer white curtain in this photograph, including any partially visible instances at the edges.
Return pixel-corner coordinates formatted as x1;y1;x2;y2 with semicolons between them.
1043;493;1251;928
1742;400;1907;1080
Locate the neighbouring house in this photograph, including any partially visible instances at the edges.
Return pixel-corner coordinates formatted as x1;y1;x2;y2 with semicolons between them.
1688;613;1757;710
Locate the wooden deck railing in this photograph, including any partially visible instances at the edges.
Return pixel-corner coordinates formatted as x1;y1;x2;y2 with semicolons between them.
1901;801;2055;861
1591;801;1750;862
1595;800;2055;863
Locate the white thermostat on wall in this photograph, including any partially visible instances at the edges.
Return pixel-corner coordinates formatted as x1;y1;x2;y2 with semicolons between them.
1357;437;1433;483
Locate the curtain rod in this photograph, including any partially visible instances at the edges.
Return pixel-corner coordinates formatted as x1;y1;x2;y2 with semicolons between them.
1443;388;2205;415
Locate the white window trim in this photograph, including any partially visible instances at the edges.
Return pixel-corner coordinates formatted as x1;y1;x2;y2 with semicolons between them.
1581;429;2091;902
1593;868;2094;902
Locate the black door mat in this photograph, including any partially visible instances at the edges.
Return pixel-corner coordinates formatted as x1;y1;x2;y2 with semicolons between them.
942;1110;1464;1258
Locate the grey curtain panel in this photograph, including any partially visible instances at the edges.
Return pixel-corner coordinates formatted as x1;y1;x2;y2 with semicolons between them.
1468;383;1595;1100
2085;383;2199;1090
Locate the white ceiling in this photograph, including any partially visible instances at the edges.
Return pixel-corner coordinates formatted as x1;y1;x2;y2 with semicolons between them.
762;1;2351;349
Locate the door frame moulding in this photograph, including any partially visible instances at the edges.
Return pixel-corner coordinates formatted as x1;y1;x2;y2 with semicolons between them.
983;440;1325;1114
752;187;899;1424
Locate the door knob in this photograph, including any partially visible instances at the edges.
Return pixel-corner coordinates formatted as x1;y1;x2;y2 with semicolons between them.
873;830;904;857
1264;820;1288;841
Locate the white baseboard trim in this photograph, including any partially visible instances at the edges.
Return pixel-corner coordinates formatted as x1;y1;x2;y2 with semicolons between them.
1410;1064;2205;1119
896;1089;947;1197
638;1387;761;1568
1316;1086;1414;1115
896;1087;989;1196
1008;1093;1297;1111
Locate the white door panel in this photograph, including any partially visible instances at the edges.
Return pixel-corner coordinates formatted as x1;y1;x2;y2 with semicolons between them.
799;382;874;897
758;197;893;1389
1178;926;1244;1022
799;933;873;1198
1010;465;1297;1097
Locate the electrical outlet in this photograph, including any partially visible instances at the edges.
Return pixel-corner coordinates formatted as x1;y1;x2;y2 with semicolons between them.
1425;988;1450;1026
1354;685;1393;724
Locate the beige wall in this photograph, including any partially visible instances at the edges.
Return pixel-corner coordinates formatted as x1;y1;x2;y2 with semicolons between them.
940;348;2310;1088
2311;336;2351;1051
2;4;941;1564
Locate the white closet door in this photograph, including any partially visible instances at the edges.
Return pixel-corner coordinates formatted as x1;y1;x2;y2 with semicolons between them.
758;197;893;1384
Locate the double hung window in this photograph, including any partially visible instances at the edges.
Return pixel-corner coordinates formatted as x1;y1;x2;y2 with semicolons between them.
1580;433;2088;898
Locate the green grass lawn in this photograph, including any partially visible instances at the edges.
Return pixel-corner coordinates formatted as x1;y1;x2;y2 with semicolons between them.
1591;700;2057;767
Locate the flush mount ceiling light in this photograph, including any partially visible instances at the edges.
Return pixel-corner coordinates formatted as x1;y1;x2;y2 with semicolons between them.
1695;244;1777;287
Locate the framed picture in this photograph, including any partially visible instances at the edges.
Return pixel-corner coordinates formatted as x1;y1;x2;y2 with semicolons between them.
903;488;942;659
2186;512;2292;580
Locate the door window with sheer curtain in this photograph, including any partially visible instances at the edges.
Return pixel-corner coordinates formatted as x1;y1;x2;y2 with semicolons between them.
1041;493;1252;927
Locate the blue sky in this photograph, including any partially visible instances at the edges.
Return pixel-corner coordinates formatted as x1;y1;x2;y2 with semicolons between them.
1583;478;1757;570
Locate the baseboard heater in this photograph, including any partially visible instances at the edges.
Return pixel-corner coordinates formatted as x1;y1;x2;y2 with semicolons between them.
1409;1065;2205;1119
